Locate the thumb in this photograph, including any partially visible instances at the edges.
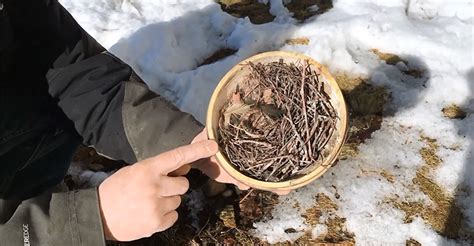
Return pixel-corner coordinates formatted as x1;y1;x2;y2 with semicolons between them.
151;140;218;175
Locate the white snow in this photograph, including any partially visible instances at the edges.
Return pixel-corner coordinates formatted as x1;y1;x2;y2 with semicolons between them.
311;224;327;238
254;195;309;242
268;0;295;24
61;0;473;244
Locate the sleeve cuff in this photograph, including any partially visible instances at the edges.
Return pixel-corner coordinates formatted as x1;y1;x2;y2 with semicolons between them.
122;78;203;161
68;189;106;246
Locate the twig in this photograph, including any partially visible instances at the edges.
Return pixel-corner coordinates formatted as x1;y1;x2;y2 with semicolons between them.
239;189;255;204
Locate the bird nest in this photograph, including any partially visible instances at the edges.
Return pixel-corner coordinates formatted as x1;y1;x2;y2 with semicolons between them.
217;59;338;182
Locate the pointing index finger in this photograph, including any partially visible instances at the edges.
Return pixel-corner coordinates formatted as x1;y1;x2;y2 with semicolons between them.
153;140;218;174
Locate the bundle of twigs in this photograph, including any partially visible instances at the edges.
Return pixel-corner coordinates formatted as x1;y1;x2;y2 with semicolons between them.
218;59;337;182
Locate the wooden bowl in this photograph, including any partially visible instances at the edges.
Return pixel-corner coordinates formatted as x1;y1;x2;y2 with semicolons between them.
206;51;348;191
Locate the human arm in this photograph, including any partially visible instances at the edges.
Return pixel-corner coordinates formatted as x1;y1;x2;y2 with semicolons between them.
0;139;218;244
36;0;202;164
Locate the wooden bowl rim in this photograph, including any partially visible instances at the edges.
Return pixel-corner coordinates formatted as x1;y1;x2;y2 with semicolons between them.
206;51;348;191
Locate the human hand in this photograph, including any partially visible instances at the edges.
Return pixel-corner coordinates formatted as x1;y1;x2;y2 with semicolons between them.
97;140;218;241
191;130;250;190
191;129;293;195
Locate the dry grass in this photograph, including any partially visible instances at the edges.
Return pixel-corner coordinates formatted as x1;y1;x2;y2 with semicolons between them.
371;49;403;65
380;170;395;183
358;168;396;184
302;193;338;226
334;73;389;116
333;73;386;163
406;238;422;246
324;216;355;244
371;49;425;78
388;135;473;242
293;232;355;246
349;115;383;142
300;193;355;244
285;37;310;46
339;142;359;160
442;104;467;119
334;74;366;92
219;205;237;228
346;84;388;116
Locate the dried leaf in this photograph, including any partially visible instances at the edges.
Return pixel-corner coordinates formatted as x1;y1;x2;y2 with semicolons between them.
263;88;273;104
223;103;252;126
219;205;237;228
232;91;242;104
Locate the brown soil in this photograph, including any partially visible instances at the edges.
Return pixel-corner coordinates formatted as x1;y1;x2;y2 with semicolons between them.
333;73;387;161
218;0;275;24
199;48;238;66
218;0;334;24
286;0;333;21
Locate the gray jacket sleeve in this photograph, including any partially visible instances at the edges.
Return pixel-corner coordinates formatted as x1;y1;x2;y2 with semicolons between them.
40;0;203;164
0;189;105;246
47;52;203;164
0;0;202;245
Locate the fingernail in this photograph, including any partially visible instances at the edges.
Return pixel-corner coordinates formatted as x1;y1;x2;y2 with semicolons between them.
205;141;218;153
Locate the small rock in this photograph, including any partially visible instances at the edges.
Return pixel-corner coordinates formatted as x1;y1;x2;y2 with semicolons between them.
284;228;297;233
